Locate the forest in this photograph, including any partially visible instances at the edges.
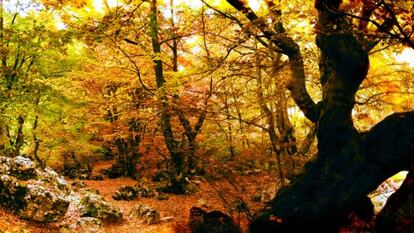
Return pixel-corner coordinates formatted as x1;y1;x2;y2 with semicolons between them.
0;0;413;232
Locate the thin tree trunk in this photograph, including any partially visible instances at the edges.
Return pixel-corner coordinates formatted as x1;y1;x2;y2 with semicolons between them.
268;45;298;157
32;93;45;168
230;84;250;149
12;115;25;157
223;93;236;159
32;115;45;168
254;44;284;182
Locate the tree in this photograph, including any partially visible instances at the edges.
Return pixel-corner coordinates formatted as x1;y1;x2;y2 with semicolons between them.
220;0;414;232
0;0;81;163
148;0;215;193
60;0;218;189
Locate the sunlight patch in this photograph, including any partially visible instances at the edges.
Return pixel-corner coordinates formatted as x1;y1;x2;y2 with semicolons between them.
248;0;262;11
54;14;67;30
369;171;408;213
395;48;414;67
92;0;103;13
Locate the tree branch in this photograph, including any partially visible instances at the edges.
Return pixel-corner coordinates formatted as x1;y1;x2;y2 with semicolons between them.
226;0;319;122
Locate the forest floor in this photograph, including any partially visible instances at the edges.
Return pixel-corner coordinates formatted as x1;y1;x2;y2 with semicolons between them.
0;160;281;233
0;158;405;233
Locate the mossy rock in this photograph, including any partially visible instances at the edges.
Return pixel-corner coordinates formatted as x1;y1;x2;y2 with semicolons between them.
112;185;139;201
80;193;123;222
112;183;156;201
135;184;156;198
19;182;70;223
128;204;160;225
38;168;70;193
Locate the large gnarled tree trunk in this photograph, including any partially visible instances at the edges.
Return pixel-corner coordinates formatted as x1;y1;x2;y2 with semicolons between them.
224;0;414;232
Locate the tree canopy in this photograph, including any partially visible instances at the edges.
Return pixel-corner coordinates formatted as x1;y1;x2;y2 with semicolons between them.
0;0;414;232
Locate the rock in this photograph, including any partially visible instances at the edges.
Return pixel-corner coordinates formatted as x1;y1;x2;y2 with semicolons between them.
112;183;156;201
136;184;156;198
0;163;70;223
128;204;160;225
193;180;203;186
0;174;69;223
0;157;11;174
189;207;241;233
112;185;139;201
71;180;87;190
76;217;104;233
0;174;27;209
152;170;168;182
62;216;103;233
37;168;70;193
79;193;123;222
90;174;104;181
0;155;123;226
185;183;199;194
19;181;70;223
98;166;123;179
8;156;36;180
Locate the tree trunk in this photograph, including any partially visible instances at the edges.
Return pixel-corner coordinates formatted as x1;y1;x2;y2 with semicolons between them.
269;47;297;157
223;92;237;159
255;44;284;182
150;0;187;194
111;138;139;178
221;0;414;232
12;115;25;157
32;115;45;169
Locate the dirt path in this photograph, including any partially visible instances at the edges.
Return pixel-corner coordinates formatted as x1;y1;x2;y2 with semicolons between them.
84;173;278;233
